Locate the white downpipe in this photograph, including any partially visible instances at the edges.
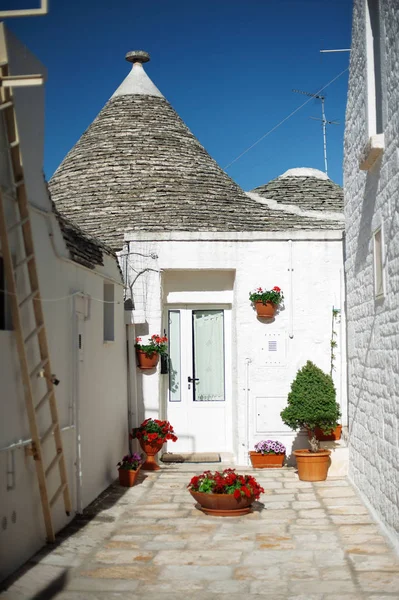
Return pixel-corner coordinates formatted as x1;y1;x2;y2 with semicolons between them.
245;358;252;465
288;240;294;339
72;297;83;514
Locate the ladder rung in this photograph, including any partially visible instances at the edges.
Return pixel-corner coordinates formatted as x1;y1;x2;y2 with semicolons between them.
0;100;13;111
8;215;29;233
50;483;67;508
41;422;58;445
24;323;44;344
30;357;49;379
14;178;25;188
19;289;39;308
15;253;34;270
35;389;53;412
45;452;62;478
9;140;19;149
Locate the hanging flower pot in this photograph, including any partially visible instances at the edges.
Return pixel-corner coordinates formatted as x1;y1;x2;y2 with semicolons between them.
255;301;276;318
136;350;159;369
249;286;283;318
135;334;168;370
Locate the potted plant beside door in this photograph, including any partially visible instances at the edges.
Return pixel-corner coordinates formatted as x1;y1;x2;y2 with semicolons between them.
131;418;178;471
135;334;168;369
280;361;341;481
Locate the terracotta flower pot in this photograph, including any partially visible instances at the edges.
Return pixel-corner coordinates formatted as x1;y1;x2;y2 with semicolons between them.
136;350;159;369
255;301;276;318
139;438;164;471
308;425;342;441
293;449;331;481
118;466;141;487
190;490;254;516
249;451;285;468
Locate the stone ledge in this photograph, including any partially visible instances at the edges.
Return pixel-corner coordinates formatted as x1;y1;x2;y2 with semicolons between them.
359;134;385;171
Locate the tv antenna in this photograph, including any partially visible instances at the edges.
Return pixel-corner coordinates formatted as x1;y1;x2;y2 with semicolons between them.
292;88;338;176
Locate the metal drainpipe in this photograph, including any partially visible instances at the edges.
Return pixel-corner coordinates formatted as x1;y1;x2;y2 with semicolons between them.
288;240;294;339
72;296;83;514
245;358;252;466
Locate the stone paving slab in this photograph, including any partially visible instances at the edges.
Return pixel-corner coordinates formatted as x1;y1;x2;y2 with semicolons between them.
1;464;399;600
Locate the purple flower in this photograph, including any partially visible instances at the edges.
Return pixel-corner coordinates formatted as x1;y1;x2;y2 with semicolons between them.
254;439;286;454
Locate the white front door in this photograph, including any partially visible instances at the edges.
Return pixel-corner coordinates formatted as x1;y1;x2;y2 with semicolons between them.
166;306;231;453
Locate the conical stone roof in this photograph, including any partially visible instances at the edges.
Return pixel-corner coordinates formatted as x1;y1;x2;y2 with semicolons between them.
251;168;343;212
49;53;343;250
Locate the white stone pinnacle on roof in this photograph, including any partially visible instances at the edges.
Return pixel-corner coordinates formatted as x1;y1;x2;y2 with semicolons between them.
111;50;164;99
279;167;329;180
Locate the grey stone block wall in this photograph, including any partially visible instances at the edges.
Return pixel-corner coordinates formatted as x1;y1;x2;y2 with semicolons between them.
344;0;399;548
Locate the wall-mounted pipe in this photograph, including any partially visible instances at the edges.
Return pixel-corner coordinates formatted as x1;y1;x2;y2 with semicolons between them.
288;240;294;339
244;358;252;466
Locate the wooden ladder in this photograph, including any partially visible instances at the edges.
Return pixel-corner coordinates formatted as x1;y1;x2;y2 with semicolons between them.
0;61;71;542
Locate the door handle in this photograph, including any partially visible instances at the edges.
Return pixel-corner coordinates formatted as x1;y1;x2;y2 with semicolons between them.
187;376;199;383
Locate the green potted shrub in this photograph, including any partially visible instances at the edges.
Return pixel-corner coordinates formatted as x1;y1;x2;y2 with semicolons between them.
280;361;341;481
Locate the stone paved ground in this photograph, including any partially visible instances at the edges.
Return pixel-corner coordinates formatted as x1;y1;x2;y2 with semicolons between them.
1;464;399;600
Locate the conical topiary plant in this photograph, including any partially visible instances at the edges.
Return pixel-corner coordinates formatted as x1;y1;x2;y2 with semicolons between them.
280;361;341;453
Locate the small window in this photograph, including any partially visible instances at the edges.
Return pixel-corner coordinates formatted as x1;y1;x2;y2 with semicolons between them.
103;283;115;341
0;256;12;331
373;227;384;298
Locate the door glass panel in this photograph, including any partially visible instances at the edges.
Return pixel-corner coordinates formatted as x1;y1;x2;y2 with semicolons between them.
168;310;181;402
192;310;225;402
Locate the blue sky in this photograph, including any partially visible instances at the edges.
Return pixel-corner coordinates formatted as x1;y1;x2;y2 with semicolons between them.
6;0;352;189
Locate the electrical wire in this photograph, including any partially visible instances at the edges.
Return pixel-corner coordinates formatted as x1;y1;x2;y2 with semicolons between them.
0;288;123;304
223;67;349;170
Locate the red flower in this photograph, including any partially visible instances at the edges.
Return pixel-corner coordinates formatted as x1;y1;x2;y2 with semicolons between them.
273;286;281;292
136;336;142;342
233;489;241;500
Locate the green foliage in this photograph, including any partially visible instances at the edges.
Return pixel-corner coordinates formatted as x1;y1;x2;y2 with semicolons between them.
249;286;284;306
280;361;341;451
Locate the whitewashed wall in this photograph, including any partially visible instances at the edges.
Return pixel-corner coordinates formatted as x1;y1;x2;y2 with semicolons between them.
344;0;399;549
0;29;128;581
124;231;345;466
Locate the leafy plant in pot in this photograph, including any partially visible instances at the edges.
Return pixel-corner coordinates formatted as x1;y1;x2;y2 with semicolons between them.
131;418;177;471
249;286;284;318
187;468;264;516
135;334;168;369
117;452;142;487
280;361;341;481
249;440;286;468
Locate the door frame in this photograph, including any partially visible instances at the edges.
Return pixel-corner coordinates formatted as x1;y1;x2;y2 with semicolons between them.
161;303;233;453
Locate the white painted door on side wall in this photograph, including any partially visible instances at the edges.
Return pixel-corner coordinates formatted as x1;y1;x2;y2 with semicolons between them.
165;306;231;453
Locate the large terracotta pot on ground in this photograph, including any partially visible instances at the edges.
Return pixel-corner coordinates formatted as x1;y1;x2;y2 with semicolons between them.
139;438;164;471
249;451;285;468
308;425;342;442
293;449;331;481
136;350;159;369
190;491;255;516
254;301;276;318
118;466;141;487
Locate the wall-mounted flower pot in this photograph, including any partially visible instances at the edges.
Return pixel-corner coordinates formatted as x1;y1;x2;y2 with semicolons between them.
118;466;141;487
136;350;159;369
293;449;331;481
308;424;342;442
139;438;164;470
255;301;276;318
249;451;285;468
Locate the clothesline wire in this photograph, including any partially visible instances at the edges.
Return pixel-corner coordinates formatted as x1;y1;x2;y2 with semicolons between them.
223;67;349;170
